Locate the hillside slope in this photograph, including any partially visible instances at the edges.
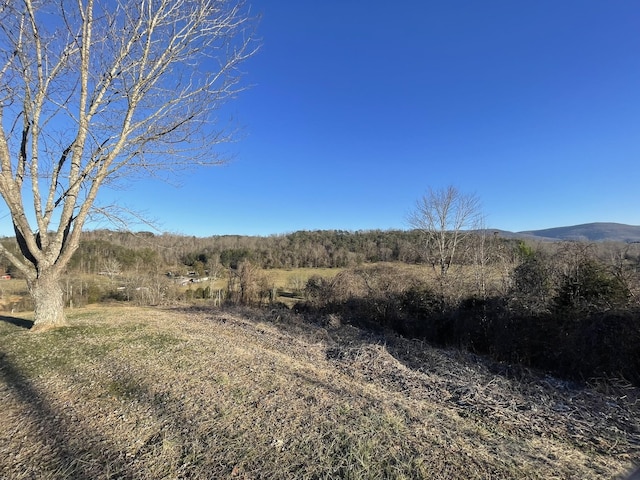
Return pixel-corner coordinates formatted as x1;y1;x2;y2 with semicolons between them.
519;222;640;242
1;306;639;479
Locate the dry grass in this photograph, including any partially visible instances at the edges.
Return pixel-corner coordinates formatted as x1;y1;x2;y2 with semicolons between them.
0;279;29;311
265;267;342;288
266;267;342;307
0;305;638;479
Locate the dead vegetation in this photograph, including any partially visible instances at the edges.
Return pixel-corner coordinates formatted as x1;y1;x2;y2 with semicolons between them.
1;305;638;479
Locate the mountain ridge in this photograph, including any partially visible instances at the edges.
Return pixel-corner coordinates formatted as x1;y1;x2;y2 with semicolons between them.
513;222;640;243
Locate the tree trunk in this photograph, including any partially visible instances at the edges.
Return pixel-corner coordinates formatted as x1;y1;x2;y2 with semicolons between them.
29;273;68;332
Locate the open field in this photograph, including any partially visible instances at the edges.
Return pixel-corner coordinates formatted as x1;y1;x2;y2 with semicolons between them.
264;267;343;289
0;279;29;312
1;305;638;479
266;267;343;306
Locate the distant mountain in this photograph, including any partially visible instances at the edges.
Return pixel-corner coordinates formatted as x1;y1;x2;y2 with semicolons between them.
517;222;640;243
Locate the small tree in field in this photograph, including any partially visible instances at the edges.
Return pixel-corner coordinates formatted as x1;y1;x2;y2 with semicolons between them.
0;0;256;330
409;186;481;302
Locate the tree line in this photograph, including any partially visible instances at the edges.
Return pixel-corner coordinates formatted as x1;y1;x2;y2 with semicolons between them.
1;228;430;275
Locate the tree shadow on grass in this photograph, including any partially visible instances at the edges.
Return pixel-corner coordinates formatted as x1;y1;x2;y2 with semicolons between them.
0;315;33;329
0;351;135;479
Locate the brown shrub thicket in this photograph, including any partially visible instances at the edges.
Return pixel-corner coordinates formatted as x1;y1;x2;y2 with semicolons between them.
298;250;640;386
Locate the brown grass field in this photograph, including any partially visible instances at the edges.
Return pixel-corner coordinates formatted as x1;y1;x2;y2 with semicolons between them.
0;279;29;310
1;304;638;479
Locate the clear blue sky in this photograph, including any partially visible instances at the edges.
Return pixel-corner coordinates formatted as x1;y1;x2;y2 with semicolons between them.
110;0;640;236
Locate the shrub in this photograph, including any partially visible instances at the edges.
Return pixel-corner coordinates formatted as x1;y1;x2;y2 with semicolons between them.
554;259;630;316
86;282;103;304
510;255;554;314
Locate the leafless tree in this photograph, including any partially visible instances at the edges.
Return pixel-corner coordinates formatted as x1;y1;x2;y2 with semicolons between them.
0;0;257;330
409;186;482;300
469;218;491;300
100;257;121;280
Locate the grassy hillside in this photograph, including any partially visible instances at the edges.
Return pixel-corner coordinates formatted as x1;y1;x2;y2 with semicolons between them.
1;306;638;479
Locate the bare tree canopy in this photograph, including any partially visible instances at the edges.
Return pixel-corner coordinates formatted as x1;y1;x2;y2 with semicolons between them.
409;185;482;279
0;0;257;329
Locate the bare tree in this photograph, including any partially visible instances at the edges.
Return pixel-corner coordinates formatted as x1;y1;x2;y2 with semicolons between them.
409;186;481;301
0;0;257;330
469;218;491;300
100;257;121;280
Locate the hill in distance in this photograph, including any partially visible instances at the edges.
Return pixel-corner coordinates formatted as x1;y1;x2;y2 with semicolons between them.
502;222;640;243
